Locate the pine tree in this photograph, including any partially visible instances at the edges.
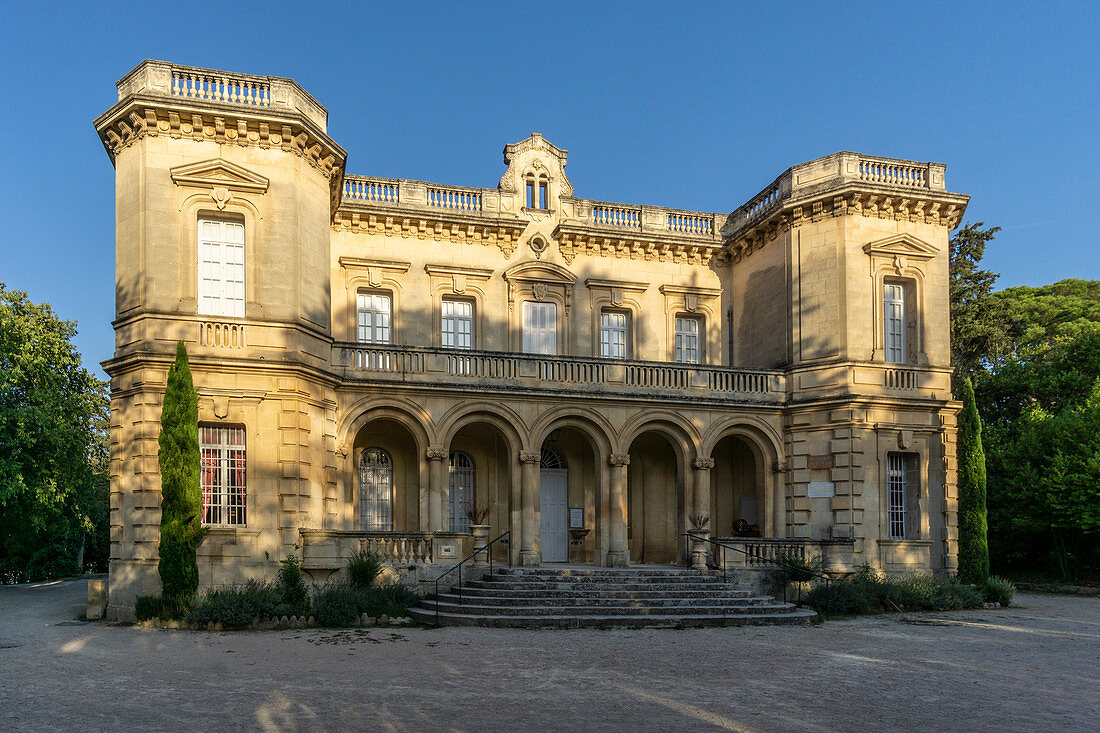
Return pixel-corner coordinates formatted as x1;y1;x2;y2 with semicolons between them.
957;377;990;584
157;342;204;599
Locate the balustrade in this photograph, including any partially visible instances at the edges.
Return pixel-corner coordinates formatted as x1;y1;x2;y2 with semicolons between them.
358;533;432;564
857;158;928;188
343;176;399;204
171;69;270;107
199;321;245;348
884;368;919;390
427;186;482;211
666;212;713;235
592;204;641;228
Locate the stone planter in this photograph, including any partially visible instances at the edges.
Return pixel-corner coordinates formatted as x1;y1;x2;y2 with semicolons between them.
470;524;491;566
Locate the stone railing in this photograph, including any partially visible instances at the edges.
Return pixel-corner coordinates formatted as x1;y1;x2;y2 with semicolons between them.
857;157;929;188
343;175;399;204
114;60;329;130
884;367;919;390
299;529;470;571
427;185;483;212
198;321;245;348
711;537;857;574
335;343;786;402
592;202;642;229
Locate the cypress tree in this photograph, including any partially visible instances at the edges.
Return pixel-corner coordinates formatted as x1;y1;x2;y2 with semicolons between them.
157;342;204;600
957;377;990;584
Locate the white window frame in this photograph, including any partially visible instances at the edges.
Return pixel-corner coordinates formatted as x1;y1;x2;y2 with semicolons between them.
600;310;629;359
198;218;245;318
200;425;246;526
887;452;908;539
884;282;906;364
674;315;701;364
442;298;474;350
357;292;392;344
522;301;558;355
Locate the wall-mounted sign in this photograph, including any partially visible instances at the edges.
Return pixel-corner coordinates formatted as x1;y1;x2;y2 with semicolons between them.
569;507;585;528
808;454;833;470
807;481;835;498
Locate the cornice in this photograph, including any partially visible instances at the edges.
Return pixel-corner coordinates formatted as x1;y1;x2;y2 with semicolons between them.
332;208;526;259
337;257;411;273
424;264;495;280
658;284;723;299
583;278;649;293
554;223;721;266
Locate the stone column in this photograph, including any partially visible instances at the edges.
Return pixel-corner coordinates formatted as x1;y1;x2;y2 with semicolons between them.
519;450;541;566
773;460;788;539
691;457;714;570
607;453;630;567
426;446;448;532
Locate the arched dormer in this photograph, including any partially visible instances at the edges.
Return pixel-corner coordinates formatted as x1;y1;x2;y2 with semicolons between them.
499;134;573;213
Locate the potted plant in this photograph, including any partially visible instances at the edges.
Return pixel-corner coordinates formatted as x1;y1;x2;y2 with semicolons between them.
464;496;496;566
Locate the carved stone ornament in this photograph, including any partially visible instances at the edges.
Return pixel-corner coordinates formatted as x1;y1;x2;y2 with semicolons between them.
898;430;914;450
210;186;232;211
685;294;698;313
608;453;631;467
453;274;467;294
212;397;230;419
692;457;715;470
336;443;349;459
529;236;549;259
425;447;449;461
773;460;789;473
519;450;541;464
532;282;548;301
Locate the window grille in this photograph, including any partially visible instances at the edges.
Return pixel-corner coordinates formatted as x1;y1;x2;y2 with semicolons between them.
442;298;474;349
674;315;701;364
887;452;908;539
449;450;475;533
522;301;557;355
884;283;906;363
359;447;393;531
540;446;566;469
600;310;629;359
198;219;245;317
200;425;246;526
357;292;392;344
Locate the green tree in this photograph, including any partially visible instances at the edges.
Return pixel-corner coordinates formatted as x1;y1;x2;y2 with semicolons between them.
157;342;204;599
0;283;108;582
987;279;1100;367
956;378;989;584
949;222;1001;389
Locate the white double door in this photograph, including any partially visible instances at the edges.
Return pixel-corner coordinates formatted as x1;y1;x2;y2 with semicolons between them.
539;468;568;562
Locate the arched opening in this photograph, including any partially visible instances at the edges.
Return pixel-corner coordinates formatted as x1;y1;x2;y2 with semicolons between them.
626;431;683;564
709;435;765;539
538;446;569;562
448;420;515;563
353;418;420;531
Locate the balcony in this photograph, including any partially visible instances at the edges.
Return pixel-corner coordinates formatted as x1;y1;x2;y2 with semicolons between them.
333;343;786;405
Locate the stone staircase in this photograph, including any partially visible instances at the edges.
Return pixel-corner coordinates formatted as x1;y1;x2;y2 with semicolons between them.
410;566;815;628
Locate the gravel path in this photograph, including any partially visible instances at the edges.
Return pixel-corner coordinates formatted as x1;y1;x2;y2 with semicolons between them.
1;579;1097;732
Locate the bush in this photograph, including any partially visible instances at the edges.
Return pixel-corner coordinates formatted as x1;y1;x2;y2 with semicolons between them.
277;554;310;614
982;576;1016;606
313;584;361;627
775;552;822;583
187;580;295;627
805;568;983;617
804;581;871;616
356;584;419;618
346;549;384;589
134;593;190;621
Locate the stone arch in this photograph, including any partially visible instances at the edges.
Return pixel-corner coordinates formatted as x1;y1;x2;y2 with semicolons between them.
617;411;701;458
437;401;528;454
337;396;435;452
700;415;782;464
701;416;786;539
529;406;616;461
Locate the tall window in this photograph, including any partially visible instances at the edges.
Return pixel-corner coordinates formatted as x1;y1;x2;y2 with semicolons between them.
600;310;629;359
442;298;474;349
198;218;245;317
674;315;701;364
884;283;906;363
357;292;392;344
887;452;918;539
200;425;246;526
525;175;549;209
449;451;475;533
358;447;393;531
522;301;557;355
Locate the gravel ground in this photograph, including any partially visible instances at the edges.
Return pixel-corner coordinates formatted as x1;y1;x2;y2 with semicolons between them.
1;579;1097;732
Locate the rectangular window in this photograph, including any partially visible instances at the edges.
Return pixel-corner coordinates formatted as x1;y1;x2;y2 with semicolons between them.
886;452;919;540
600;310;629;359
522;301;558;355
198;218;245;317
884;283;906;363
539;181;549;210
526;180;536;209
357;292;392;344
674;315;701;364
200;425;246;526
442;298;474;349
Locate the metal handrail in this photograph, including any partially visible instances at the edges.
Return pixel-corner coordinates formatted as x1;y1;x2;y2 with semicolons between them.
424;530;511;625
683;532;832;605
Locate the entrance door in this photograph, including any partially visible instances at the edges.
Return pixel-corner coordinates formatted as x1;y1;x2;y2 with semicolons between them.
540;468;568;562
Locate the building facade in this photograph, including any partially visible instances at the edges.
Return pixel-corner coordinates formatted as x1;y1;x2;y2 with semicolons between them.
95;61;969;620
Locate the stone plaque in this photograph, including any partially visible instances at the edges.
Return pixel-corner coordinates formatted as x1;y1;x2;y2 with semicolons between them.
570;507;585;528
808;454;833;470
807;481;835;498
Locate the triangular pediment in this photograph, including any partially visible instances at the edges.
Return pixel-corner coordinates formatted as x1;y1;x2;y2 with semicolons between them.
862;233;938;260
170;159;270;194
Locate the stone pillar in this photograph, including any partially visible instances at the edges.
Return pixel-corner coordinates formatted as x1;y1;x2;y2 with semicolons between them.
607;453;630;567
426;446;448;532
773;460;788;539
691;457;714;570
519;450;541;566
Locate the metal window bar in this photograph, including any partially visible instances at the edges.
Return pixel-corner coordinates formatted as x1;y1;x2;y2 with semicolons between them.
887;453;907;539
359;448;393;531
448;451;475;533
200;425;246;526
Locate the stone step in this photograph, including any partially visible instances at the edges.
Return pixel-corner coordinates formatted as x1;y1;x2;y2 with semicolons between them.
441;587;755;600
467;580;739;592
492;567;711;577
418;599;798;617
408;607;818;629
429;593;775;608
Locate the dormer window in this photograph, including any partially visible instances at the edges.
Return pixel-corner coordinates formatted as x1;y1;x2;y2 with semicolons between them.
525;174;550;210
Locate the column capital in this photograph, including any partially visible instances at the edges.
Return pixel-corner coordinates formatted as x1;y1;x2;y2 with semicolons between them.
426;446;449;461
519;449;541;464
608;453;631;467
692;457;715;470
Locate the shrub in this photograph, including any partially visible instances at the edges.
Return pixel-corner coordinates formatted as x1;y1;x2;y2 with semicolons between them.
982;576;1016;606
805;569;983;616
804;581;871;616
957;377;990;585
134;593;190;621
346;549;384;589
277;554;310;614
313;584;361;627
186;580;295;627
355;584;419;618
775;552;822;583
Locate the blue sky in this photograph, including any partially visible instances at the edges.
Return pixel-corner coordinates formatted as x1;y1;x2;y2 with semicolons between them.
2;1;1097;379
